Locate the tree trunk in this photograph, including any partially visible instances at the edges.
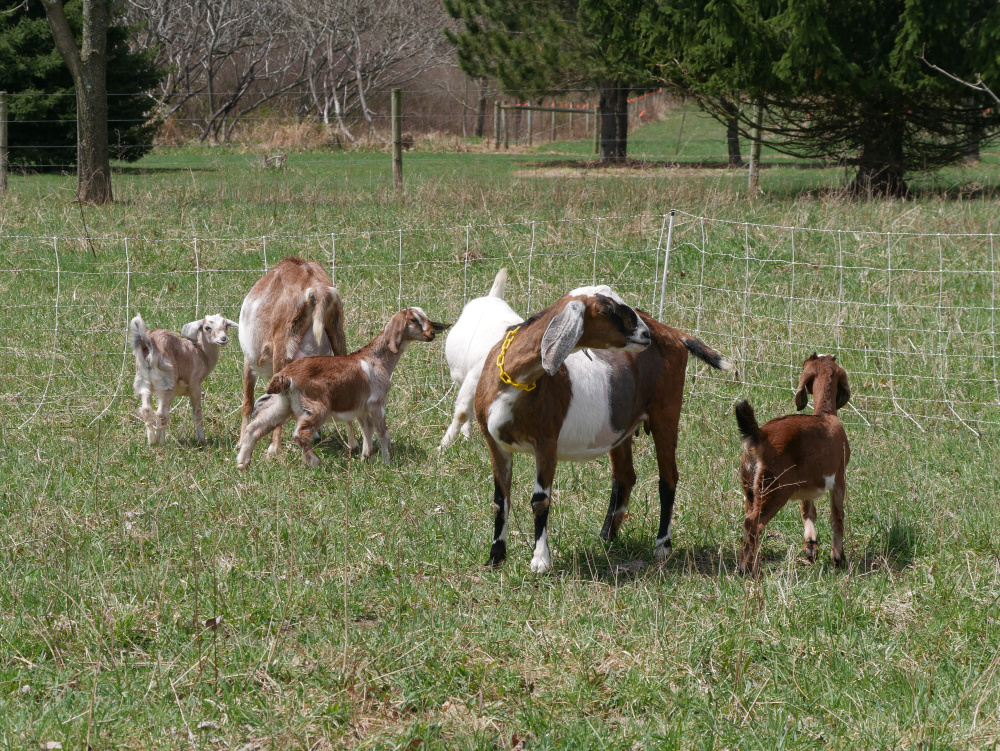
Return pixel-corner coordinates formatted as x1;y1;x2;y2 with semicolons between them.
599;80;629;163
723;99;743;167
475;78;488;138
41;0;113;204
77;53;112;204
849;111;908;197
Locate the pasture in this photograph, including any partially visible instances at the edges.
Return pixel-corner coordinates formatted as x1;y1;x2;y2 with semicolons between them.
2;113;1000;749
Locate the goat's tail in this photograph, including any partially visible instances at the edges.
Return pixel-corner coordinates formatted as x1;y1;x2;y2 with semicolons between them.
265;373;294;396
734;399;761;444
305;285;343;352
488;268;508;299
129;314;152;364
681;334;736;373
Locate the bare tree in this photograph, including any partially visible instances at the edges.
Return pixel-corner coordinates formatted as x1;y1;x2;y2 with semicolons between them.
128;0;452;144
128;0;307;143
288;0;452;142
40;0;120;204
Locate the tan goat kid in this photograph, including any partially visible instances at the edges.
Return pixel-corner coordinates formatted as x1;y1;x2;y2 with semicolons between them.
237;307;449;469
734;353;851;575
130;313;238;445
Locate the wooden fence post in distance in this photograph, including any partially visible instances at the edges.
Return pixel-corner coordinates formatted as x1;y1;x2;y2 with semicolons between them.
391;88;402;190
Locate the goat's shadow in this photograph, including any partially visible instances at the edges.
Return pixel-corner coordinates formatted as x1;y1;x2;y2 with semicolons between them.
310;429;430;465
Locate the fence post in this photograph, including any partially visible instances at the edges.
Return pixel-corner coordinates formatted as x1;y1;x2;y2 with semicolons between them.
657;209;676;321
748;102;763;193
0;91;7;194
391;88;402;190
593;104;600;155
527;107;532;146
493;100;501;149
502;105;509;150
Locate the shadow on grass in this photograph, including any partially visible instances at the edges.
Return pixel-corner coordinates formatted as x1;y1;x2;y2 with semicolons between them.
854;517;919;573
114;166;218;175
311;430;430;465
525;157;832;171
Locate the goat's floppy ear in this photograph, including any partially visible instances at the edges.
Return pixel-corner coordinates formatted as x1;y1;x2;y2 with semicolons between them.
430;320;450;334
181;319;204;340
541;300;585;376
225;319;239;330
794;370;813;411
385;311;407;354
836;370;851;409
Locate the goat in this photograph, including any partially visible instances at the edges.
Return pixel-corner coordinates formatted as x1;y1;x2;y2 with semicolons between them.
237;307;449;469
734;353;851;575
474;286;735;573
440;268;523;448
129;313;237;445
238;256;356;455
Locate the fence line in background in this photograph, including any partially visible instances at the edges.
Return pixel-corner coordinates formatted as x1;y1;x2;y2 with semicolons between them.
2;212;999;436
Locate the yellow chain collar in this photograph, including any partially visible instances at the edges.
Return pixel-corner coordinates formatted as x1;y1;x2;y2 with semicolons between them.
496;327;537;392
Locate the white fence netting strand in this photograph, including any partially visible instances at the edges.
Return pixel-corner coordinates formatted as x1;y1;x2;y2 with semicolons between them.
1;211;998;435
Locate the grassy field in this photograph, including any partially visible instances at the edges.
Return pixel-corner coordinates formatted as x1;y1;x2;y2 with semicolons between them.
2;109;1000;749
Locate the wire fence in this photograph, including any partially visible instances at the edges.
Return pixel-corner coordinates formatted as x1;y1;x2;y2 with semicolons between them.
1;211;998;436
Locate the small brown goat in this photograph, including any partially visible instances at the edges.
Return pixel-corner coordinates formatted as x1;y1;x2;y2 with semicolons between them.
734;354;851;575
474;285;734;573
237;307;449;469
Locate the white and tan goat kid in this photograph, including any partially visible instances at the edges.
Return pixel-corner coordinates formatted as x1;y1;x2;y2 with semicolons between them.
475;286;735;574
129;313;237;445
238;256;355;454
440;268;523;448
734;353;851;575
237;307;449;469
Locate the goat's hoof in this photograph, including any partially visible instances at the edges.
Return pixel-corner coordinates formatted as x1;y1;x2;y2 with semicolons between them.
804;542;818;564
831;553;847;568
486;541;507;567
529;554;552;574
237;462;249;471
303;452;321;468
652;542;672;561
265;445;279;458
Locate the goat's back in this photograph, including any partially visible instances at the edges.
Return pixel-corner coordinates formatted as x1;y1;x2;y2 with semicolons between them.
755;413;850;475
445;296;523;383
239;257;339;368
266;355;371;414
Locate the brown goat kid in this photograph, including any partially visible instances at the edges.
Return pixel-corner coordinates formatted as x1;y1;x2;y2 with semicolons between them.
238;257;354;454
474;286;734;573
237;308;448;469
734;354;851;575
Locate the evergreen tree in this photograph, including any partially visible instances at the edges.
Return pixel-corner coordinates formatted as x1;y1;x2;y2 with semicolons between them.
0;0;161;172
644;0;1000;196
444;0;655;161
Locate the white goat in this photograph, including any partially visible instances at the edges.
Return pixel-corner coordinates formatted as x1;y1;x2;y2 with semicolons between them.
440;268;523;448
129;313;237;445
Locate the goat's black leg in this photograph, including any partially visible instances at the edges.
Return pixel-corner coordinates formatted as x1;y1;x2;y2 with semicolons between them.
485;438;513;567
600;440;637;542
529;445;558;574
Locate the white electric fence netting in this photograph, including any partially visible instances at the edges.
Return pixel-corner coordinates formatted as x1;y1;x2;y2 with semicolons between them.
1;211;998;435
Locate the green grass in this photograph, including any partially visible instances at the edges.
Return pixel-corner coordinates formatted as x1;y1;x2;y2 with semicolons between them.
2;110;1000;749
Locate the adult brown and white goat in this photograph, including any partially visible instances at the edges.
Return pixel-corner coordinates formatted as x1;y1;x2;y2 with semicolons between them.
734;353;851;575
475;286;735;573
237;307;449;469
238;256;355;454
130;313;237;445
